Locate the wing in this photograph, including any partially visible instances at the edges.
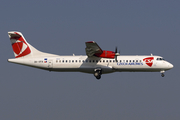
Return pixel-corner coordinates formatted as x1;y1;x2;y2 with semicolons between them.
85;41;103;57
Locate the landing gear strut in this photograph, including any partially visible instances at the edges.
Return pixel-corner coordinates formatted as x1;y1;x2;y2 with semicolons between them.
160;70;165;77
94;68;102;80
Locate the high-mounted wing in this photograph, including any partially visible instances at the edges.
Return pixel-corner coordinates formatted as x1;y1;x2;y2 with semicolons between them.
85;41;103;57
85;41;119;59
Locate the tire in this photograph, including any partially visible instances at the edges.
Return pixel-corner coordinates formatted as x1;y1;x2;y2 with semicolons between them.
94;72;99;77
96;75;101;79
161;73;165;77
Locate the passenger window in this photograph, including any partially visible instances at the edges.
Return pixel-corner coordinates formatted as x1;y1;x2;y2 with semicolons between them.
126;60;128;62
103;60;105;62
129;60;131;62
79;60;81;62
109;60;111;62
106;60;108;62
136;60;138;62
72;60;74;63
89;60;91;63
76;60;77;62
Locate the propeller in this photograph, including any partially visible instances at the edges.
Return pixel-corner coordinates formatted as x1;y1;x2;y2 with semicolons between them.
115;47;120;62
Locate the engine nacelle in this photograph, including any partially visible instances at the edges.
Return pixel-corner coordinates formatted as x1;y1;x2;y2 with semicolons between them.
94;50;115;59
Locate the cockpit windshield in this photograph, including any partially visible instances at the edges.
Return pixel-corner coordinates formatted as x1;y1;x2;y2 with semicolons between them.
156;58;165;61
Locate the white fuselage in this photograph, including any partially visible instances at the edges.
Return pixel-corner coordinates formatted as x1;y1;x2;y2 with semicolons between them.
8;55;173;74
7;31;174;79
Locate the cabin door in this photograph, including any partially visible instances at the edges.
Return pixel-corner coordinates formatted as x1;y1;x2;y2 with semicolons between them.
48;60;53;68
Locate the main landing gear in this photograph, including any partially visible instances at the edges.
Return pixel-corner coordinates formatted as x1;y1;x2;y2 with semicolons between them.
94;68;102;80
160;70;165;77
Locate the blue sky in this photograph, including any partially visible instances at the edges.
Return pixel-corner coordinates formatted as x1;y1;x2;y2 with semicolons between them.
1;0;179;120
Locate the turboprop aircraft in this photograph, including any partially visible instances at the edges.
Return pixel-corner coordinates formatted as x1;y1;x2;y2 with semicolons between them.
7;31;173;79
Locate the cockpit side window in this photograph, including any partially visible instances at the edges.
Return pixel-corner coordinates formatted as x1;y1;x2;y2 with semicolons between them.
157;58;165;61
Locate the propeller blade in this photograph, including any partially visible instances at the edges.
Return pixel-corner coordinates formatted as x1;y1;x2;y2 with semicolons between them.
115;47;120;62
115;56;118;62
115;47;117;53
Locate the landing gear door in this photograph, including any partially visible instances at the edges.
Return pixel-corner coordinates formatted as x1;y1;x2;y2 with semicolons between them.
48;60;53;68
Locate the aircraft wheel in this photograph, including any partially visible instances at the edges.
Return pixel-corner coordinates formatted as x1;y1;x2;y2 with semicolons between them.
96;75;101;79
94;71;101;80
161;73;165;77
94;72;99;77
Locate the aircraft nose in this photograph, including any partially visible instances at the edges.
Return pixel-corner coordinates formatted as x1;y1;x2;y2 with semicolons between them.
168;63;174;69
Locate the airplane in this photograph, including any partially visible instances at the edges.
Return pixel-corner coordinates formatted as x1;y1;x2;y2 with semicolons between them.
7;31;173;79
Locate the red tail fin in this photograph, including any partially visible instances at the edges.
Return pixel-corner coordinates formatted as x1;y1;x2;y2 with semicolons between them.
8;32;31;58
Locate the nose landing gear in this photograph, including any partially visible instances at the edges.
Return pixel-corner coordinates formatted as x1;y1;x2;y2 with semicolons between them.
160;70;165;77
161;73;165;77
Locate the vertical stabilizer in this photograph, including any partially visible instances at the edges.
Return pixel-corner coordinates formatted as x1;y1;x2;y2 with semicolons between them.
8;31;57;58
8;31;32;58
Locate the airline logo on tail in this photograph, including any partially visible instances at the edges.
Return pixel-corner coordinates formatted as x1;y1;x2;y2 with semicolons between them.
9;32;31;58
143;57;154;67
